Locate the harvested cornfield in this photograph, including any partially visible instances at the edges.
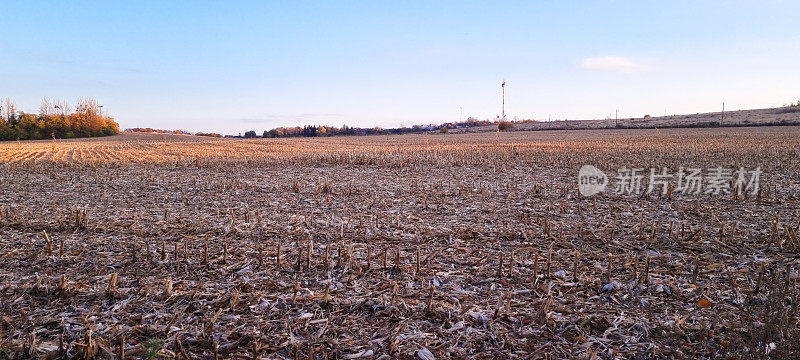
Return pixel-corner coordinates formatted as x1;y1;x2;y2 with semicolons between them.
1;127;800;359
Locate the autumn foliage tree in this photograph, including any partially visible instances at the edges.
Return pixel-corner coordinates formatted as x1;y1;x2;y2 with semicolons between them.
0;97;119;140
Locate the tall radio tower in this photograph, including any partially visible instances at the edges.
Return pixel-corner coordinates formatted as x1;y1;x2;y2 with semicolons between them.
501;80;506;121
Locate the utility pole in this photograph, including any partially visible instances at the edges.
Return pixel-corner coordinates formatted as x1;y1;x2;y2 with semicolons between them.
501;81;506;121
615;109;618;128
721;102;725;126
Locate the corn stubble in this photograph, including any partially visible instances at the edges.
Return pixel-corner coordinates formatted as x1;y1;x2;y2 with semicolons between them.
0;127;799;358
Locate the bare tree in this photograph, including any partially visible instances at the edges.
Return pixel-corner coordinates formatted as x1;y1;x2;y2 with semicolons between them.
0;98;18;121
76;97;102;117
39;97;55;116
54;99;71;116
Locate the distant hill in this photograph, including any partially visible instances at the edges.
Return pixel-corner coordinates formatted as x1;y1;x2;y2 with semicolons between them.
454;105;800;133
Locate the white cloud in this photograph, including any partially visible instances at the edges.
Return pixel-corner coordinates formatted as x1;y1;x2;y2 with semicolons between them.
580;56;653;73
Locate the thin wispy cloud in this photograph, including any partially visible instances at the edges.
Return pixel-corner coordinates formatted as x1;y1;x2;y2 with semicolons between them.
580;56;653;73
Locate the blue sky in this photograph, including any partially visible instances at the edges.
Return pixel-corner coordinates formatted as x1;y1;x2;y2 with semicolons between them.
1;1;799;134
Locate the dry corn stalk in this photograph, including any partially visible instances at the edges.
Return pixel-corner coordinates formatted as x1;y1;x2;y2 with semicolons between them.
106;273;118;298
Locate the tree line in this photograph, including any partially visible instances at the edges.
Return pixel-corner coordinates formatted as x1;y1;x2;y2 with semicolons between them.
125;127;222;137
239;117;506;138
0;97;120;141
